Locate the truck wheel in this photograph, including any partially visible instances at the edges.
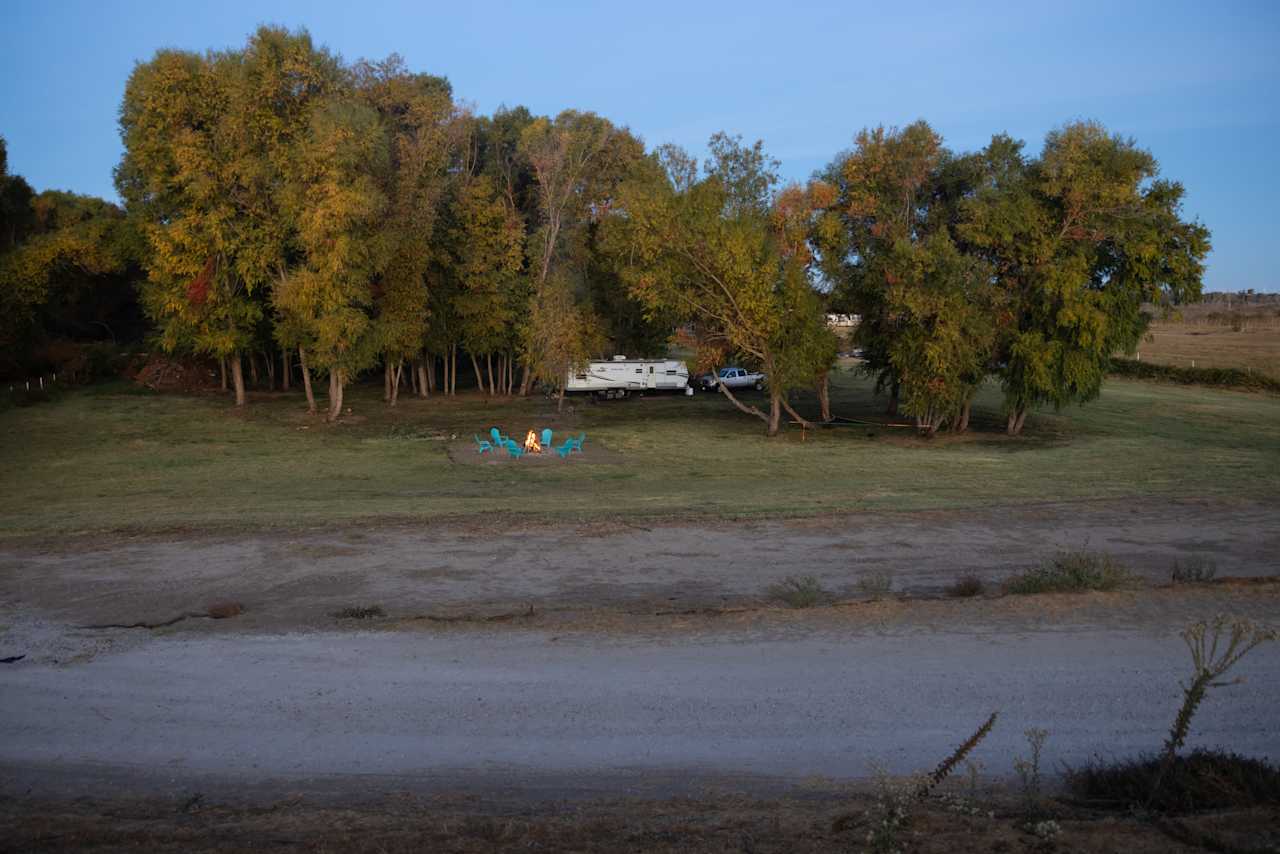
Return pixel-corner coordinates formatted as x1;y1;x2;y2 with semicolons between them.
754;380;763;391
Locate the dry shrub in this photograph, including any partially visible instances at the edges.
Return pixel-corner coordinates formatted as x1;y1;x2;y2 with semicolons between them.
206;601;243;619
766;575;832;609
946;575;984;598
332;605;386;620
1003;550;1137;594
1065;750;1280;813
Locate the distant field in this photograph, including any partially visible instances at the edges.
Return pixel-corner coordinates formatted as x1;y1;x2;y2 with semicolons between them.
1135;304;1280;379
2;367;1277;538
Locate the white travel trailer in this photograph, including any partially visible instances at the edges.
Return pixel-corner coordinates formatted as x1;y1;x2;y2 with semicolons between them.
565;356;692;398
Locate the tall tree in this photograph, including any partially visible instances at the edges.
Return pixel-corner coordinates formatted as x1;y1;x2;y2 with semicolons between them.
275;98;390;421
961;122;1210;434
609;137;834;435
118;27;341;406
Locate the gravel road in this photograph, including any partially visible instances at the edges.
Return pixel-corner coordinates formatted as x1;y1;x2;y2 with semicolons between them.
3;621;1277;800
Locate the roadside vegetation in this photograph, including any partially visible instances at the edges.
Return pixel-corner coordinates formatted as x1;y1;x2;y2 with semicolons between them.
1002;550;1139;595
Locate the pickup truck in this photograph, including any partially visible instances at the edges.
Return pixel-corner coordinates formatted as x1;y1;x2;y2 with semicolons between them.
697;367;765;392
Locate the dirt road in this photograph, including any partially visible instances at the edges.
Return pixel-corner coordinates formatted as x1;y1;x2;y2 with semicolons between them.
2;497;1278;803
2;497;1276;629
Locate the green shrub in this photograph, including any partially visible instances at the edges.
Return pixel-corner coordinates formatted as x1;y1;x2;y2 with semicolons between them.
766;575;832;609
856;570;893;597
1171;556;1218;584
1003;551;1138;594
1109;357;1280;393
1065;750;1280;812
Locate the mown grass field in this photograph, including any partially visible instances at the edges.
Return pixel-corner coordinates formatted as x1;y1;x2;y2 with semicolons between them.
2;366;1278;538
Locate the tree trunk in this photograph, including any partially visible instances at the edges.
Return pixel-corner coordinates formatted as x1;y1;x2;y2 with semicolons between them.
450;345;458;395
767;389;782;437
264;350;275;391
519;362;531;396
298;346;316;414
557;384;565;412
1006;407;1028;436
248;352;259;388
886;379;900;416
327;369;344;422
953;400;971;434
219;357;227;392
383;362;394;403
230;353;246;407
781;396;815;430
715;372;771;429
418;360;429;398
487;353;495;398
817;371;832;422
426;356;436;394
470;352;485;395
389;360;402;406
282;349;291;392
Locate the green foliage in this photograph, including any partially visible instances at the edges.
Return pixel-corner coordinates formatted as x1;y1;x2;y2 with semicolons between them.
1110;357;1280;392
1002;550;1138;594
765;575;832;608
961;123;1211;433
607;136;835;434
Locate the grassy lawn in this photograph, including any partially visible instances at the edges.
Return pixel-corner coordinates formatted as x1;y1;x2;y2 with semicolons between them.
2;367;1277;537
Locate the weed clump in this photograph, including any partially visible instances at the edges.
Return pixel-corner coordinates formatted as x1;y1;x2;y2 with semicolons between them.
766;575;832;609
856;570;894;598
1066;750;1280;812
1003;550;1137;594
1171;556;1217;584
945;575;984;598
331;605;386;620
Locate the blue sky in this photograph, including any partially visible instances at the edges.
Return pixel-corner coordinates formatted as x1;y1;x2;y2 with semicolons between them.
3;0;1277;291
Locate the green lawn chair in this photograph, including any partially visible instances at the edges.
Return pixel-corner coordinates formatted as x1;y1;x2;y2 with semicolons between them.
474;434;494;454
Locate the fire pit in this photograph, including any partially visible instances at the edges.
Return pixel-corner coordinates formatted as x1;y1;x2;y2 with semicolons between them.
523;430;543;454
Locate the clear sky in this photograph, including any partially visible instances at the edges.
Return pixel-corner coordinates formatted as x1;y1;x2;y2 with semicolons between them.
3;0;1277;291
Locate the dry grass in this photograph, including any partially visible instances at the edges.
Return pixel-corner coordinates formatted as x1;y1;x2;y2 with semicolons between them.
1133;315;1280;379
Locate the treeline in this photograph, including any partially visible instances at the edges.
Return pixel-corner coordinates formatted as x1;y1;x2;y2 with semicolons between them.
3;26;1211;435
0;138;146;379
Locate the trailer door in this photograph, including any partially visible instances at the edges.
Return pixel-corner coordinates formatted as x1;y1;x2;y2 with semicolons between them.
646;364;657;389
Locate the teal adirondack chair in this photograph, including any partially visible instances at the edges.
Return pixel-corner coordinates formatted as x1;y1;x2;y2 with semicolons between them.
473;434;494;454
490;426;511;446
541;428;553;448
504;438;524;459
570;432;587;453
554;439;574;459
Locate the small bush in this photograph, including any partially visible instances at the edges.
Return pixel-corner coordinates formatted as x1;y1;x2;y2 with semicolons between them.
1171;556;1218;584
331;605;386;620
1065;750;1280;812
1003;551;1138;595
856;570;893;597
945;575;984;598
766;575;832;609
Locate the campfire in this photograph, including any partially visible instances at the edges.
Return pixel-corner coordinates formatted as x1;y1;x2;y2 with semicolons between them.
523;430;543;454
